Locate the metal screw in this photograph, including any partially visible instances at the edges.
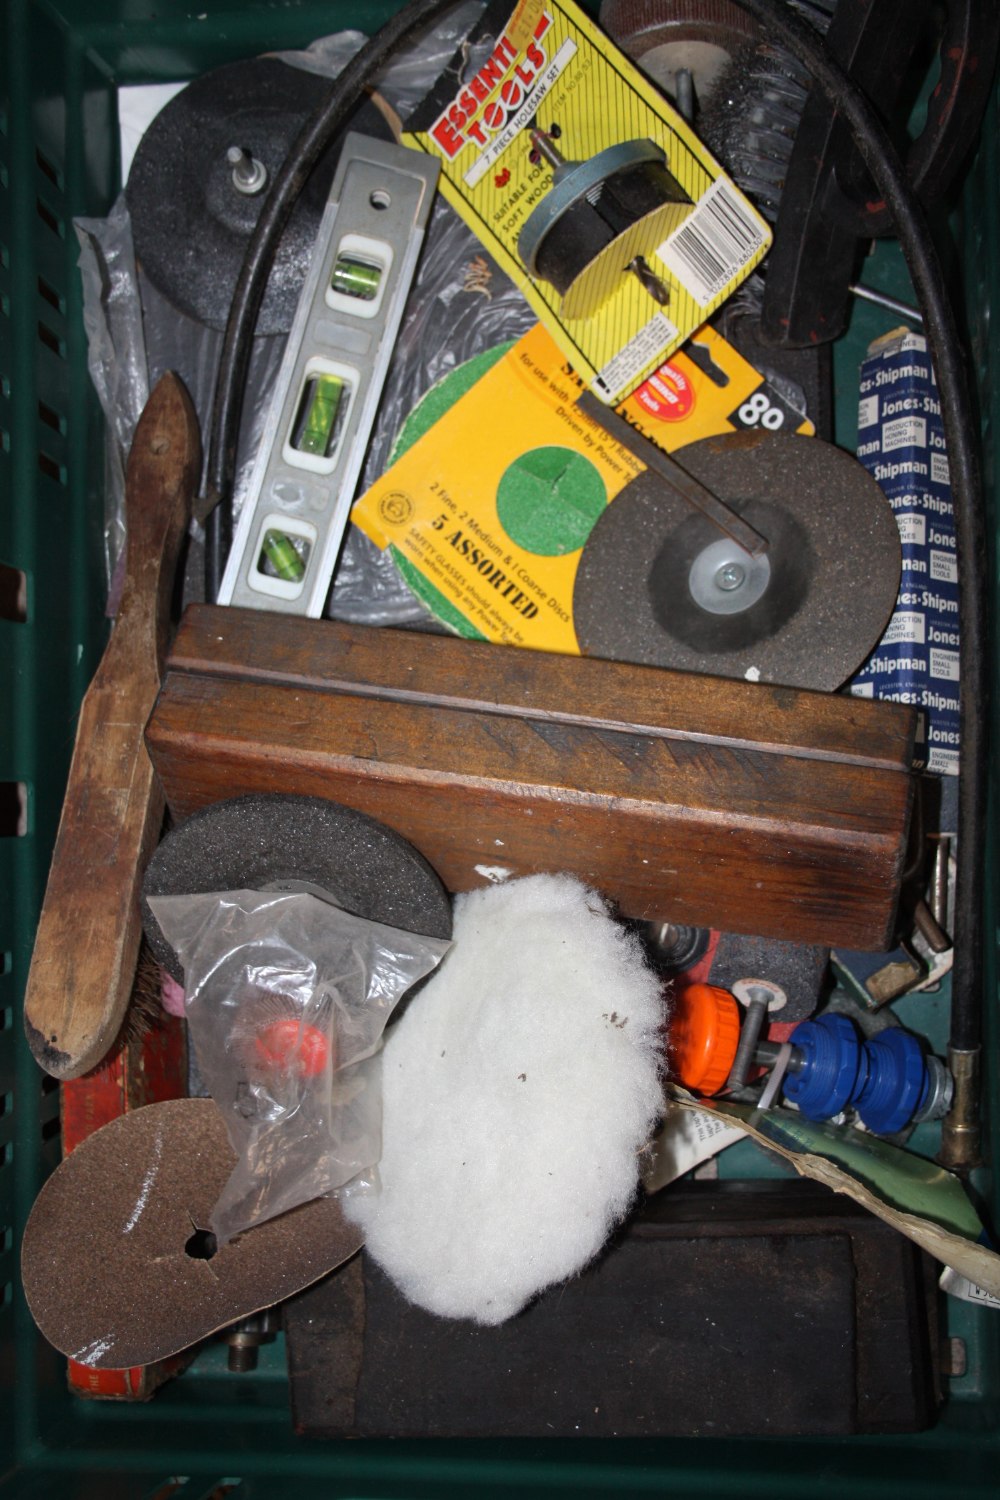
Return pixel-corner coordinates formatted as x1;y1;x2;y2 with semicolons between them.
728;979;788;1090
224;1307;281;1371
715;562;746;592
226;146;268;197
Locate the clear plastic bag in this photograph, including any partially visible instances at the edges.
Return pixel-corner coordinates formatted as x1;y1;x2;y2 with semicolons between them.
145;888;450;1244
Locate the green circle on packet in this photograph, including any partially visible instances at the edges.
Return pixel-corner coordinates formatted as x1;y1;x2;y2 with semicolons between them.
390;344;515;463
496;446;606;556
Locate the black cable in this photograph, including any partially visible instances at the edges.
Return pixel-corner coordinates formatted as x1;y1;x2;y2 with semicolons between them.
203;0;468;599
724;0;987;1065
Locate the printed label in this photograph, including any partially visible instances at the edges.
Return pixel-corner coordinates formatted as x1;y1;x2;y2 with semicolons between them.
930;647;960;681
633;359;695;421
939;1266;1000;1308
882;611;926;646
930;549;958;584
897;513;926;546
463;37;578;187
727;383;801;433
858;393;878;428
932;452;951;485
642;1104;746;1193
595;313;679;402
657;178;767;308
883;415;927;451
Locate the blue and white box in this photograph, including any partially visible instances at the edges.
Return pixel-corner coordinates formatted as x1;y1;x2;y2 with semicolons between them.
851;329;959;779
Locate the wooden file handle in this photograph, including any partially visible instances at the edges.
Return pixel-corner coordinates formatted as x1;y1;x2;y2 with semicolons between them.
24;373;200;1078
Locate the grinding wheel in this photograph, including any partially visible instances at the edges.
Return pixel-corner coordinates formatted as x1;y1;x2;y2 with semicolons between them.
126;57;394;334
142;794;452;983
572;431;901;690
21;1098;364;1369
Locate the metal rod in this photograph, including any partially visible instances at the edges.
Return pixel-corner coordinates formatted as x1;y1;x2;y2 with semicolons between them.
849;281;923;325
577;392;770;558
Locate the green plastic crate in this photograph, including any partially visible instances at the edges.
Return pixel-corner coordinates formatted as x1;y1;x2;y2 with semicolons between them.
1;1;998;1494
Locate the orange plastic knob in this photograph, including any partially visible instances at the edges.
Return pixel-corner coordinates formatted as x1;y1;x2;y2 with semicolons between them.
669;982;741;1095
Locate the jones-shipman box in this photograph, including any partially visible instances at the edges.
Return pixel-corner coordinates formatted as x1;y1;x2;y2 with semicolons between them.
851;330;960;779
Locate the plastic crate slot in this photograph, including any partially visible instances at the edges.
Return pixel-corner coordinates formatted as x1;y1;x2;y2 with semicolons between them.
34;197;62;237
0;1093;10;1119
37;399;63;433
34;148;60;189
1;1227;11;1254
36;275;62;314
144;1480;193;1500
37;450;64;485
0;1142;11;1169
0;564;24;623
0;1006;10;1031
0;783;27;837
39;1115;59;1145
36;322;64;359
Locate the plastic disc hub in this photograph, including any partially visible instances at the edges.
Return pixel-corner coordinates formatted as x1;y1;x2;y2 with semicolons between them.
784;1013;862;1121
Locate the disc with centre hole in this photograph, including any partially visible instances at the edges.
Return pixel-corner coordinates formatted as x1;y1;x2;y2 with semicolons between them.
125;57;394;334
142;794;452;983
572;431;900;690
21;1098;364;1368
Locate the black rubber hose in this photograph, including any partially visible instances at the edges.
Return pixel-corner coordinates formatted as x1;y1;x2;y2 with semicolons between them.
724;0;987;1058
203;0;468;597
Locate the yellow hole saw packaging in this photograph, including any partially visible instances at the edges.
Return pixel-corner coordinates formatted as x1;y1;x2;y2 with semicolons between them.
353;322;813;655
402;0;772;405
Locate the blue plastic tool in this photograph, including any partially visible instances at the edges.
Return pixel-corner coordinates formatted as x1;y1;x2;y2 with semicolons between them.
783;1014;932;1134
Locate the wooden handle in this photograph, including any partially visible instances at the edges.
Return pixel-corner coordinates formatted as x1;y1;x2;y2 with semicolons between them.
25;373;200;1078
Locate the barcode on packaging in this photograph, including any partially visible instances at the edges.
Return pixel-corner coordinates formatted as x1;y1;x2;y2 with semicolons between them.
656;179;767;308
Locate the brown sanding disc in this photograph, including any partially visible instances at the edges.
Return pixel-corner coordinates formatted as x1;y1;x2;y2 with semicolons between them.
21;1097;363;1369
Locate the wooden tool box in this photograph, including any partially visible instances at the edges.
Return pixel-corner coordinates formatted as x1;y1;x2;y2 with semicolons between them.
145;603;917;950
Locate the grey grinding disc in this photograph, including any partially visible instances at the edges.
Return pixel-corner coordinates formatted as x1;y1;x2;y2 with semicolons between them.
572;431;900;690
126;57;394;334
142;794;452;983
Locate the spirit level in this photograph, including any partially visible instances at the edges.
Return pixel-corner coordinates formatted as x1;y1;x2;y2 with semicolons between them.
218;134;440;616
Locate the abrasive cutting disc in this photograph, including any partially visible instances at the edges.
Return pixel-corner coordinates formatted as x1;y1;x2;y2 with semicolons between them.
126;56;394;334
142;794;452;982
572;431;901;690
